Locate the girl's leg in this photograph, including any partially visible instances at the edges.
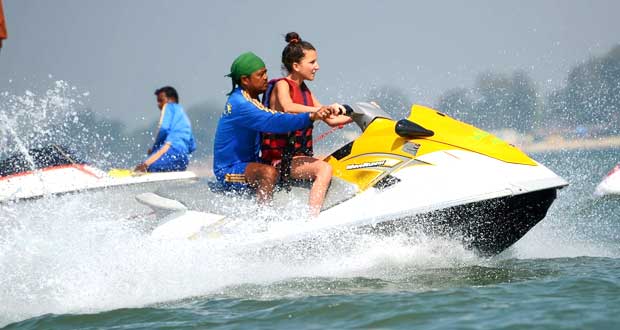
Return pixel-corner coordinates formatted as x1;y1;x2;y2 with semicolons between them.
290;156;332;217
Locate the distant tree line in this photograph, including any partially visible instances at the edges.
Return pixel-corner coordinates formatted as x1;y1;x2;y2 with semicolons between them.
546;45;620;131
436;44;620;134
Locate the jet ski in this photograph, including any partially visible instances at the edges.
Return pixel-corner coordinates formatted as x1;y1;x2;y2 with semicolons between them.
136;102;568;256
594;163;620;197
0;144;197;203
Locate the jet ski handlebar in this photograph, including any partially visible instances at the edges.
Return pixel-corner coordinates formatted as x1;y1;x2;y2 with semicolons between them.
339;102;393;131
340;103;434;138
342;104;354;116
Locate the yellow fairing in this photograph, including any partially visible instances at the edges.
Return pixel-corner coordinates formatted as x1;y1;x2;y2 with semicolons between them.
325;104;536;191
325;118;417;191
407;105;536;166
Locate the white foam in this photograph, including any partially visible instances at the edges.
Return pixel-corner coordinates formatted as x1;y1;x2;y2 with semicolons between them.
0;188;484;326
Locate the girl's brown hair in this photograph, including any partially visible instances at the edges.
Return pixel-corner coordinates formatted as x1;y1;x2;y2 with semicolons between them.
281;32;316;73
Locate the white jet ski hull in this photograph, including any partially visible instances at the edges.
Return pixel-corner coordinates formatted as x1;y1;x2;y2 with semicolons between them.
140;149;567;256
0;164;197;202
594;164;620;197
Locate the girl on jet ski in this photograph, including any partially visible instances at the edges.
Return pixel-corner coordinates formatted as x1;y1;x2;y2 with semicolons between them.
261;32;352;217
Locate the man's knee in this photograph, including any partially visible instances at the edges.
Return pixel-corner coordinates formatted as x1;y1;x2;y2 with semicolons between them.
247;163;277;183
261;165;278;182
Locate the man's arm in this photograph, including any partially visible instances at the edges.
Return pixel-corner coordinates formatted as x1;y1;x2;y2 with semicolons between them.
135;142;171;172
232;96;315;133
137;105;171;171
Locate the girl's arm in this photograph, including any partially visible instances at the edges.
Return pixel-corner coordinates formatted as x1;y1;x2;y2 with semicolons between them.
311;93;349;126
274;80;320;113
324;114;353;127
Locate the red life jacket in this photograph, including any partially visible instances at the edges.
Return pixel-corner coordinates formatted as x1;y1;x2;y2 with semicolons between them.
260;78;314;162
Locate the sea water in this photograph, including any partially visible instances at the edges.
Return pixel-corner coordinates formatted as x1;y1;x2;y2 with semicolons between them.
1;86;619;329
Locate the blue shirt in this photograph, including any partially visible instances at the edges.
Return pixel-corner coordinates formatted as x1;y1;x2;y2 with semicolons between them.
152;102;196;154
213;87;312;174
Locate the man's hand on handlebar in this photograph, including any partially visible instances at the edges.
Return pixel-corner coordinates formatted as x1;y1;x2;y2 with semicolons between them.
309;103;349;121
310;106;331;121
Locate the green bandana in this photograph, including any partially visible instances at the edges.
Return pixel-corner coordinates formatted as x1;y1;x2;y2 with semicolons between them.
226;51;266;84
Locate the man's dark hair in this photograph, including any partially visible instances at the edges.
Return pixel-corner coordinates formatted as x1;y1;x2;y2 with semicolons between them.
155;86;179;102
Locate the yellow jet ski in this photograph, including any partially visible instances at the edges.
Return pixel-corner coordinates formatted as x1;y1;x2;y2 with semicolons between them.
137;102;568;256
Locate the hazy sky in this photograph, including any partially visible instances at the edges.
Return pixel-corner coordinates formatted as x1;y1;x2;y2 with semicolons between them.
1;0;619;129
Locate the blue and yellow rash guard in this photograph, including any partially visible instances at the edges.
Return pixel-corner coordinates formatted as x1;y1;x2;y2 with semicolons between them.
213;87;312;179
146;102;196;172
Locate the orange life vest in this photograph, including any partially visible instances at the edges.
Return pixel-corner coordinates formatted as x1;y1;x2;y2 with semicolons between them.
260;78;314;162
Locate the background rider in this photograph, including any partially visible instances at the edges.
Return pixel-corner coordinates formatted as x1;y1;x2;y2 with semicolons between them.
135;86;196;172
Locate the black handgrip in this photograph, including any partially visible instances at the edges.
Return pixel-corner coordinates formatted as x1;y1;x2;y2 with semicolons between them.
342;104;354;116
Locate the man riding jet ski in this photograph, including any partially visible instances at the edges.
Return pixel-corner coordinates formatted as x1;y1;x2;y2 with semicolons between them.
137;101;568;256
212;51;332;211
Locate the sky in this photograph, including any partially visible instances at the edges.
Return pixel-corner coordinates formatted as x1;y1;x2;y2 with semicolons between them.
1;0;619;129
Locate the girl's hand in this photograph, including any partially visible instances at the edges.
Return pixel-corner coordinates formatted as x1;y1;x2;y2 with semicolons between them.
328;103;346;116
